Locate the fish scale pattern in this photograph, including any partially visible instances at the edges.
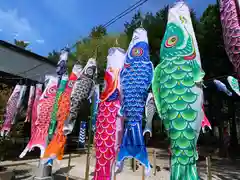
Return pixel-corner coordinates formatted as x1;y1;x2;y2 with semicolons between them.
63;59;97;135
122;63;152;121
34;81;58;157
117;31;153;174
42;78;75;163
95;100;120;180
43;66;83;161
48;76;68;142
1;87;21;133
219;0;240;74
94;47;125;180
152;13;204;180
67;77;94;128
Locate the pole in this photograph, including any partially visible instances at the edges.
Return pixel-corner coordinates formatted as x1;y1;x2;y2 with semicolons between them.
153;149;156;176
85;115;92;180
142;165;145;180
132;158;136;172
206;156;212;180
66;153;72;180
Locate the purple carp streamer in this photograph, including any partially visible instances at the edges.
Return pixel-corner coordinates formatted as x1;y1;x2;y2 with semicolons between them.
0;84;22;136
25;86;36;123
219;0;240;76
0;84;26;136
12;85;27;125
56;48;69;82
143;92;156;138
213;79;232;96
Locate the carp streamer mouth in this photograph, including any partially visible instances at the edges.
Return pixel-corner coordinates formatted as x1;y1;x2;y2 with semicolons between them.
184;50;196;60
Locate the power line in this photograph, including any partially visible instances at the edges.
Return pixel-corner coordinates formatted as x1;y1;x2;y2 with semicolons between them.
104;0;148;28
10;0;236;85
102;0;148;28
69;0;149;49
17;0;149;77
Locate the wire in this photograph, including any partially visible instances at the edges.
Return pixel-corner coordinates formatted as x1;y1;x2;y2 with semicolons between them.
204;73;237;84
104;0;148;28
102;0;148;28
7;0;236;85
0;69;54;82
14;0;149;77
68;0;148;49
17;63;45;76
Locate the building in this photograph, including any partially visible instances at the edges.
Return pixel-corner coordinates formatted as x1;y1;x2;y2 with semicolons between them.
0;40;57;84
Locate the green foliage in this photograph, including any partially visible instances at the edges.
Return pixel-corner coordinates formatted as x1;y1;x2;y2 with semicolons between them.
199;4;233;77
47;3;233;88
14;39;29;49
89;25;107;39
76;34;128;83
47;50;60;63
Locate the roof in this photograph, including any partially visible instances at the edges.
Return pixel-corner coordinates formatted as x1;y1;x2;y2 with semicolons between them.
0;40;57;83
0;40;57;66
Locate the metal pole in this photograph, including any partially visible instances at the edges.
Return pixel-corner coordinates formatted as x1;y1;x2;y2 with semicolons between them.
85;115;92;180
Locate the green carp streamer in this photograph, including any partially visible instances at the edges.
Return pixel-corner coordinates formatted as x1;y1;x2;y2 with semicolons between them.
152;1;205;180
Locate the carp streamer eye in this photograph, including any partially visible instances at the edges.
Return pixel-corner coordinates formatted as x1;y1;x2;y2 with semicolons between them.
48;86;56;94
131;47;143;57
68;80;74;88
86;67;93;76
165;36;178;48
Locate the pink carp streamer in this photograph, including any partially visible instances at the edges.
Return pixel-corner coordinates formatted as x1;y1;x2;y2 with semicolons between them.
20;84;43;158
25;86;36;123
219;0;240;76
94;47;125;180
1;85;23;136
20;77;58;158
201;106;211;133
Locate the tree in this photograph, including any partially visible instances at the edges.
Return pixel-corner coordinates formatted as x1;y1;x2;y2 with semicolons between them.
76;34;128;83
14;39;29;49
89;25;107;39
47;50;60;63
199;4;233;78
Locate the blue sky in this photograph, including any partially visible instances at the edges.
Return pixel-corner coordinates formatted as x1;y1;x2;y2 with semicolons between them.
0;0;216;56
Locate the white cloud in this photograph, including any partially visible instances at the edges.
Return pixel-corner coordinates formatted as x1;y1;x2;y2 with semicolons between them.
36;39;44;44
0;8;43;44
